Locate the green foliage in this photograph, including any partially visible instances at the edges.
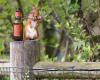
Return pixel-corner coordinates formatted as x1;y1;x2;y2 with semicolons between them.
0;76;10;80
68;3;80;14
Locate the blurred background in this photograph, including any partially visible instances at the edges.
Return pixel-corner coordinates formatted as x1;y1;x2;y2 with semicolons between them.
0;0;100;62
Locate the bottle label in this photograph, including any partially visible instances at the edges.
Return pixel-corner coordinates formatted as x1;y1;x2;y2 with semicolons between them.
15;12;22;18
13;24;22;37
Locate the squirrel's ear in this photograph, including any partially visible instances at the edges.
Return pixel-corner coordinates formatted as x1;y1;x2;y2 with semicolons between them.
33;8;40;16
32;6;35;10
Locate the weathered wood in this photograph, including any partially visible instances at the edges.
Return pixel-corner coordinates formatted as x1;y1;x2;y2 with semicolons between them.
33;62;100;79
0;62;10;76
10;40;40;80
1;62;100;79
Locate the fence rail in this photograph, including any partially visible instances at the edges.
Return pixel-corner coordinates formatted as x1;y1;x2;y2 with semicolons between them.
1;62;100;79
0;67;100;79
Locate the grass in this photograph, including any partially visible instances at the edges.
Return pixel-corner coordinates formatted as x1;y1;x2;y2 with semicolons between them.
0;76;10;80
0;54;9;60
0;38;10;61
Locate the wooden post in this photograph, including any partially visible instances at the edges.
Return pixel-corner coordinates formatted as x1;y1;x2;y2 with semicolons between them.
10;40;40;80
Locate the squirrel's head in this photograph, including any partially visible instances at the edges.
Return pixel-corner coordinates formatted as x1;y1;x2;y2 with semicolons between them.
31;7;39;17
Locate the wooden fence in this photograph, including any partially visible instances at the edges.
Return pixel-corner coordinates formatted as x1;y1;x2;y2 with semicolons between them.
0;40;100;80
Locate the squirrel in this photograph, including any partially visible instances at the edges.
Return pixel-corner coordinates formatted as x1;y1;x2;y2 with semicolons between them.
24;7;41;40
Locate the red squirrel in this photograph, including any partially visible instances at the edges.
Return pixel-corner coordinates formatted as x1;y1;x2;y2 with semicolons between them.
24;7;41;40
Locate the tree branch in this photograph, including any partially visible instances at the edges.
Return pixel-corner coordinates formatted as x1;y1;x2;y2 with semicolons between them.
47;0;74;61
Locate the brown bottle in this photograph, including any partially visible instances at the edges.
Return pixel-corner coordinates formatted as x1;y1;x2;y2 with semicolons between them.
13;17;23;41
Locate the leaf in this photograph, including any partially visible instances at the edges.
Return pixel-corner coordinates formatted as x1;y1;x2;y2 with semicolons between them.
55;23;61;28
68;3;80;14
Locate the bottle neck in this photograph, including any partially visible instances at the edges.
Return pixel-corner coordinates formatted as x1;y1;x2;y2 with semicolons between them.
15;8;22;18
14;17;22;23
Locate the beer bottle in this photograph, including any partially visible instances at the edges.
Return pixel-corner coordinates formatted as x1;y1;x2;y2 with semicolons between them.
13;8;23;41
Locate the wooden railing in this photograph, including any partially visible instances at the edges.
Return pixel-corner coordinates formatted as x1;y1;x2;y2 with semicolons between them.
0;62;100;79
0;40;100;79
